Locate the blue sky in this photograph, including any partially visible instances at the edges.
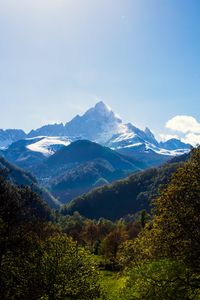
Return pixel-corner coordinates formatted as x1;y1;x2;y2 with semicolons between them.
0;0;200;144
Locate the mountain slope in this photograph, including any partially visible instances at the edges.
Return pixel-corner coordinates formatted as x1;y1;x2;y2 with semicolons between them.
0;129;26;148
2;138;46;170
2;136;71;170
0;173;52;228
61;153;189;220
0;156;60;208
159;138;191;151
28;123;66;138
45;140;143;170
33;140;148;203
49;158;138;204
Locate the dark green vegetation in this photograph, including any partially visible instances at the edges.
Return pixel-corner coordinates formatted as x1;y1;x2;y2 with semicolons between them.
121;147;200;299
0;175;101;299
62;153;188;220
0;156;60;208
33;140;149;204
134;148;200;268
3;139;173;205
1;148;199;299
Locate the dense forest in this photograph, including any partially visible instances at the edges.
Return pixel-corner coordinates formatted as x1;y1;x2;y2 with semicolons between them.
0;148;200;299
62;153;188;220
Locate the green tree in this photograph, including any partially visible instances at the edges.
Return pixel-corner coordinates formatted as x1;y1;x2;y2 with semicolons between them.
122;259;200;300
134;148;200;271
1;235;101;300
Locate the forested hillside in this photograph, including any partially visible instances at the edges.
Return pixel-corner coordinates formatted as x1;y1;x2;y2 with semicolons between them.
0;156;60;208
62;154;188;220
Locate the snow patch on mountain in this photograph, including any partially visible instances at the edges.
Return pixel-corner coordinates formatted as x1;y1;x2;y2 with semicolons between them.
27;137;71;156
145;143;190;156
112;140;190;156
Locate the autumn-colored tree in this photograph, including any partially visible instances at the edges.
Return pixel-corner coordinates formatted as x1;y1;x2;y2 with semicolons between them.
101;228;128;261
81;220;99;250
126;221;142;239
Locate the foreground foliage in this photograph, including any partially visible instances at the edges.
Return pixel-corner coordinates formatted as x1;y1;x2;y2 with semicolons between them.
118;148;200;299
0;175;101;299
122;259;200;300
1;148;200;299
2;236;100;300
134;148;200;270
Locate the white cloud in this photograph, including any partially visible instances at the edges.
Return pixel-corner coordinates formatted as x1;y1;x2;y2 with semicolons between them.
166;115;200;134
164;115;200;146
182;133;200;146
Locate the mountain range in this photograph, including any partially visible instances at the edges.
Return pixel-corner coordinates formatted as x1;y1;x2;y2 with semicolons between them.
31;140;148;203
0;101;191;205
0;129;26;149
0;138;149;204
0;101;191;157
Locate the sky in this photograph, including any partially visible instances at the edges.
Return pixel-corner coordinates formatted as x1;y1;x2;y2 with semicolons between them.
0;0;200;144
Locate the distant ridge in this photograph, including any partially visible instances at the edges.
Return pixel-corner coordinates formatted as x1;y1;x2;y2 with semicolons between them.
62;153;190;220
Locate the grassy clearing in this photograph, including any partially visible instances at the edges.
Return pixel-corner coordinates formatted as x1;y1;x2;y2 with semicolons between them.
99;270;127;300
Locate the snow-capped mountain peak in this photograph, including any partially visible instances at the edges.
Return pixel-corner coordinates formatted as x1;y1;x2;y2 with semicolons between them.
94;101;112;112
82;101;121;122
144;127;158;145
0;102;191;158
65;101;123;143
144;127;155;138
